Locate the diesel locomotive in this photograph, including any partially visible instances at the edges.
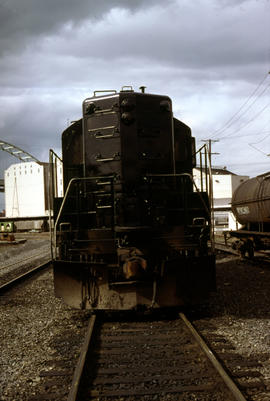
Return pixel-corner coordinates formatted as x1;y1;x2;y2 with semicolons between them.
51;86;216;310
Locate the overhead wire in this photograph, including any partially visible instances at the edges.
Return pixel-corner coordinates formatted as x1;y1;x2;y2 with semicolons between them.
219;130;270;140
218;101;270;139
210;72;270;139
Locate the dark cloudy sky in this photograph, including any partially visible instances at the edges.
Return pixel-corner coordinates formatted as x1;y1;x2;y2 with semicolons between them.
0;0;269;183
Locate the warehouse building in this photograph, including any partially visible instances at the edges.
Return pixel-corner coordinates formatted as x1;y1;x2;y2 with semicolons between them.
193;167;249;231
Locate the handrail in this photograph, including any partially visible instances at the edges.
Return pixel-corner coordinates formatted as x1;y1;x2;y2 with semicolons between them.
52;175;115;259
49;148;62;163
204;144;215;252
49;149;63;259
145;173;210;217
146;172;214;252
195;144;207;155
52;172;214;258
93;90;117;97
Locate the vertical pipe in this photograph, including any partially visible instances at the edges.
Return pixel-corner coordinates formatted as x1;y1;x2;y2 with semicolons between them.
171;105;176;175
49;150;55;200
206;144;215;253
82;101;86;178
200;152;203;192
48;150;54;259
54;158;58;198
112;177;116;229
204;146;208;195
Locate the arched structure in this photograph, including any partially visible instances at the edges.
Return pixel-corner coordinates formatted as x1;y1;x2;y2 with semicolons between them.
0;140;40;163
0;140;40;192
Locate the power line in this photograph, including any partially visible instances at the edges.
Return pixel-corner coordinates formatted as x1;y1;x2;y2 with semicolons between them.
250;133;270;146
219;130;270;140
226;161;270;167
248;144;268;156
212;82;270;139
218;101;270;139
248;132;270;156
210;71;270;139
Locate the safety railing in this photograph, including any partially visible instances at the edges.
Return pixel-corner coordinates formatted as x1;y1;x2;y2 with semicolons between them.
195;144;215;251
145;171;214;252
52;175;115;259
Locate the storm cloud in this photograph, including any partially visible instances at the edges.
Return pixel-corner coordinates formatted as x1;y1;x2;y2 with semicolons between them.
0;0;172;54
0;0;269;187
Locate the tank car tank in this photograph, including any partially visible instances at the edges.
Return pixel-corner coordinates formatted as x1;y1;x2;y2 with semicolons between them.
232;173;270;226
51;86;216;310
231;172;270;256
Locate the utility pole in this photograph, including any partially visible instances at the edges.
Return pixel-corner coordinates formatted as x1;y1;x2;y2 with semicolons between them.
201;138;219;197
202;139;219;169
201;139;219;249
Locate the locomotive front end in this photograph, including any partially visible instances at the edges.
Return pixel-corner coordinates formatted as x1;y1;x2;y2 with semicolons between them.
51;87;215;310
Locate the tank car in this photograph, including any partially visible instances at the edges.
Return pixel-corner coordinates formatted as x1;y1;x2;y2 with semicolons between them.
231;172;270;257
51;86;216;310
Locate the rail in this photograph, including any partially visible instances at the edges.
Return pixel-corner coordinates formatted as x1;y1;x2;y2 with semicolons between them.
146;172;210;216
0;249;50;270
195;143;215;252
146;172;214;252
52;171;215;258
67;315;96;401
0;260;51;292
52;176;115;259
179;313;247;401
67;313;247;400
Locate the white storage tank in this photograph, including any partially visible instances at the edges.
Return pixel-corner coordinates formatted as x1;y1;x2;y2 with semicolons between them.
4;162;57;218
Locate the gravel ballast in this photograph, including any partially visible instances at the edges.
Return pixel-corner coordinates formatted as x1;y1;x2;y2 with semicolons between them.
0;233;90;400
0;232;51;277
2;237;270;399
0;269;90;400
193;252;270;400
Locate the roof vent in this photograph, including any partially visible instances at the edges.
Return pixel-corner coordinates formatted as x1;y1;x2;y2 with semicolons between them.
139;86;146;93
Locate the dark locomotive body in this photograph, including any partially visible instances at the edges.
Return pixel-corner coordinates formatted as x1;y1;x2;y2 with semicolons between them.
52;87;215;310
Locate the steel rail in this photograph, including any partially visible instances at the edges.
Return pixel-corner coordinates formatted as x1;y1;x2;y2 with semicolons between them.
179;313;247;401
215;241;270;260
0;250;51;270
214;242;239;255
67;313;248;400
0;260;51;292
67;315;96;401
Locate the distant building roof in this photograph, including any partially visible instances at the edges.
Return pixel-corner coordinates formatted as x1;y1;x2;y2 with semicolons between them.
195;166;236;175
214;198;231;207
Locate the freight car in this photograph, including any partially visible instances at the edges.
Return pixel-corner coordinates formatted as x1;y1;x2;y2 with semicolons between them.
231;172;270;257
51;86;216;310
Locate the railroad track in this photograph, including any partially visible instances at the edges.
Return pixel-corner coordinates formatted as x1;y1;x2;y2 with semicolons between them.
65;313;247;401
215;241;270;265
0;258;51;291
215;241;238;253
